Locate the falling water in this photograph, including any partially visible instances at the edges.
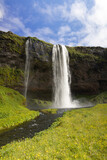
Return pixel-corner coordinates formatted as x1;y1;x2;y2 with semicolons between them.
52;44;73;108
24;39;30;99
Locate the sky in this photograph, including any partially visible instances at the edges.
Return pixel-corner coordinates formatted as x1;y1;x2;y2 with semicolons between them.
0;0;107;47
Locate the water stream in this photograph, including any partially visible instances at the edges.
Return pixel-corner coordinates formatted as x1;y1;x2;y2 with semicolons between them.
0;108;67;148
0;105;93;148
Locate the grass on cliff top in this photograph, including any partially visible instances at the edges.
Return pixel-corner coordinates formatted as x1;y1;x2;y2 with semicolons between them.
30;37;53;46
0;31;25;54
67;46;105;62
0;86;39;132
1;31;25;45
0;103;106;160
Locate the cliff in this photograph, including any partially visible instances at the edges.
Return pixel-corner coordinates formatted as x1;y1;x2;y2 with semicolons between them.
0;31;107;98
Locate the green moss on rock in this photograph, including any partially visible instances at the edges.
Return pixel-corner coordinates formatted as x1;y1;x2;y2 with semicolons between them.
41;109;57;114
30;36;53;46
91;91;107;104
0;31;26;54
0;66;24;87
67;47;100;61
34;99;52;107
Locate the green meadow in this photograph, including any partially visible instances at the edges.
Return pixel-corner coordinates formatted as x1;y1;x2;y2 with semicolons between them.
0;103;106;160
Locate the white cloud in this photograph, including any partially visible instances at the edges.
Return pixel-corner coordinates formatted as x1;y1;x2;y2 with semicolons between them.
79;25;107;47
0;16;32;36
31;27;54;42
77;0;107;47
33;0;107;47
55;0;107;47
36;27;53;36
8;18;53;39
58;25;71;37
33;2;69;21
69;1;87;22
34;3;53;18
88;0;107;27
0;1;29;34
9;17;32;36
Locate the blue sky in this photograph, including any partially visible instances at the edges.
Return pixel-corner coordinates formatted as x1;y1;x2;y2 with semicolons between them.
0;0;107;47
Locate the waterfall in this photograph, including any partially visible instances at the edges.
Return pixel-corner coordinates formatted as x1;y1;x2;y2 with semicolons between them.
52;44;72;108
24;39;30;99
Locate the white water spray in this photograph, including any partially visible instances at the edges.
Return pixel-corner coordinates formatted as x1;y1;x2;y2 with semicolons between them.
52;44;93;108
24;39;30;99
52;44;74;108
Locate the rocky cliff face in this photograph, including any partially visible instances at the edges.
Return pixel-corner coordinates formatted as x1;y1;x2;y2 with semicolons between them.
67;46;107;94
0;31;107;98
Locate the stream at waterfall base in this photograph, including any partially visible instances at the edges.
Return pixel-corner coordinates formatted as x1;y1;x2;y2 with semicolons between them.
0;106;93;148
0;107;68;148
0;91;93;148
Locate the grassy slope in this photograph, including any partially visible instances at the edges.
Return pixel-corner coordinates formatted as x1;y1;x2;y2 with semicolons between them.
91;91;107;104
0;86;39;132
0;104;106;160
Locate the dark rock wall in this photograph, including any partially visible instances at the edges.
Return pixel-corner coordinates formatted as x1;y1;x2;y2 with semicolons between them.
70;58;107;94
26;37;53;93
67;46;107;94
0;31;107;96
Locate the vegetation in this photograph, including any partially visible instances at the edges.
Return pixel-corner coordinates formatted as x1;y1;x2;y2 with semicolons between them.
41;109;57;114
76;91;107;105
30;36;53;61
67;46;105;62
0;31;53;56
0;31;26;54
34;99;58;114
0;104;106;160
31;37;53;46
34;99;52;107
91;91;107;104
0;66;24;87
0;86;39;133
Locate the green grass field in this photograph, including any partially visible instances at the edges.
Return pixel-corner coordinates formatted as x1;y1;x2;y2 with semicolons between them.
0;103;106;160
0;86;39;133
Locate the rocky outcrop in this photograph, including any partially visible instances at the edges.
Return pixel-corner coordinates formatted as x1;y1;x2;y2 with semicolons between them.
67;46;107;94
0;31;53;96
0;31;107;98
